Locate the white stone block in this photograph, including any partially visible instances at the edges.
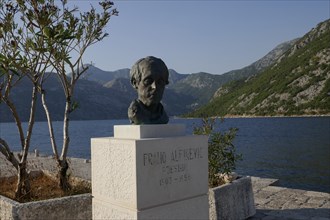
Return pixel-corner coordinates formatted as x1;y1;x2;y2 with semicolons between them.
91;134;208;210
113;124;185;139
91;138;137;209
93;194;209;220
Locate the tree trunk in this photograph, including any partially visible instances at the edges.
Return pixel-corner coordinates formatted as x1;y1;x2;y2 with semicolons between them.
0;140;30;201
15;85;37;200
15;162;31;201
41;84;72;192
0;139;19;170
41;90;59;158
1;84;37;200
57;159;71;191
1;99;31;200
57;96;72;191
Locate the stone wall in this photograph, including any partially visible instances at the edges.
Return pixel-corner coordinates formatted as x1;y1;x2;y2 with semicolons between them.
209;176;256;220
0;194;91;220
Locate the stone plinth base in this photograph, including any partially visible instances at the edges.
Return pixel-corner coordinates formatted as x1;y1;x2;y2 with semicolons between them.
91;124;208;219
93;195;208;220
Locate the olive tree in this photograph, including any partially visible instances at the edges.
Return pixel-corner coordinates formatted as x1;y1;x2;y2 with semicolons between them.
0;1;54;199
0;0;118;195
38;0;117;191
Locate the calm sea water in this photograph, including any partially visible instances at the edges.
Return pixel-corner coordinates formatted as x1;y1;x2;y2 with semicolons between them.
0;117;329;193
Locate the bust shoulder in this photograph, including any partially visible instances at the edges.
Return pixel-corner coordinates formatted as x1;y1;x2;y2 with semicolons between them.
128;100;168;125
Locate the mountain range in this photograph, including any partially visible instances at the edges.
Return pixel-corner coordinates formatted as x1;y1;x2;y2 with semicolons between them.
187;19;330;117
1;19;328;122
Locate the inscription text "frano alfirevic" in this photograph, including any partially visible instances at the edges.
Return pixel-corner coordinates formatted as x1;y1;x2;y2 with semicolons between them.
143;147;203;166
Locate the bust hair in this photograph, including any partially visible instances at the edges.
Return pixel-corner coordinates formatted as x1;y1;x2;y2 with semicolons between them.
130;56;169;88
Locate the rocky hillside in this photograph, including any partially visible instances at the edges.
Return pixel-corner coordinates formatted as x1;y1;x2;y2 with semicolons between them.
187;19;330;117
216;39;298;90
168;39;297;108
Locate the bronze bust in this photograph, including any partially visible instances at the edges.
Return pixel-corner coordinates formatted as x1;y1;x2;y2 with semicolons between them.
128;56;169;125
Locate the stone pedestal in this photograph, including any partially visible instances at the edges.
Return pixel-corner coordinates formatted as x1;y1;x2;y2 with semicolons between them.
91;124;209;219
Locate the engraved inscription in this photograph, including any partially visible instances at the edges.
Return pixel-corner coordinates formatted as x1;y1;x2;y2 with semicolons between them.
159;174;191;186
143;152;167;166
162;163;187;174
170;147;203;162
142;147;204;187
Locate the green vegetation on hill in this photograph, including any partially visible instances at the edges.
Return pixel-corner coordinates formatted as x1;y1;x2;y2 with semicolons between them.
186;19;330;118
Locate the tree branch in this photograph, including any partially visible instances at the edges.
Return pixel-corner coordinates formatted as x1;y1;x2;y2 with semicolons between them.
0;138;19;170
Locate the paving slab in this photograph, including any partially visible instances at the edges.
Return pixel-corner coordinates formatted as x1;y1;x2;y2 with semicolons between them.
249;177;330;220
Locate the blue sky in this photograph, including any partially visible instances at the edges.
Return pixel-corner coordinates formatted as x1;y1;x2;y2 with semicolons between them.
76;0;329;75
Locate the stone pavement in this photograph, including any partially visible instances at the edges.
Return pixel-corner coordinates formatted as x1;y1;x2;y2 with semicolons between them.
249;177;330;220
1;153;329;219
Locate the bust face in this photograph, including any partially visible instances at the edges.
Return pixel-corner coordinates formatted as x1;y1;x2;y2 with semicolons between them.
137;63;167;107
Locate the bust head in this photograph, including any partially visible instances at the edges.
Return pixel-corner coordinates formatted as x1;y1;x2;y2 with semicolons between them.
128;56;169;124
130;56;169;107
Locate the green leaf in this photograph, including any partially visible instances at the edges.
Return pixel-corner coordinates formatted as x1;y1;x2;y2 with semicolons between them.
0;54;6;62
35;48;47;53
43;26;53;38
0;68;6;77
10;68;20;77
71;100;79;112
64;56;72;66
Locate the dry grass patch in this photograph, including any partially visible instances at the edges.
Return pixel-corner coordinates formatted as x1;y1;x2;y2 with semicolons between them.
0;172;91;203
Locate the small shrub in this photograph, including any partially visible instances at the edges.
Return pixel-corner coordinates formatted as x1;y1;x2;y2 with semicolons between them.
193;117;242;188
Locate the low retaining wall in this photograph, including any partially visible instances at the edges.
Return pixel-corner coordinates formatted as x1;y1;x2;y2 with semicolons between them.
0;193;92;220
209;176;256;220
0;170;92;220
